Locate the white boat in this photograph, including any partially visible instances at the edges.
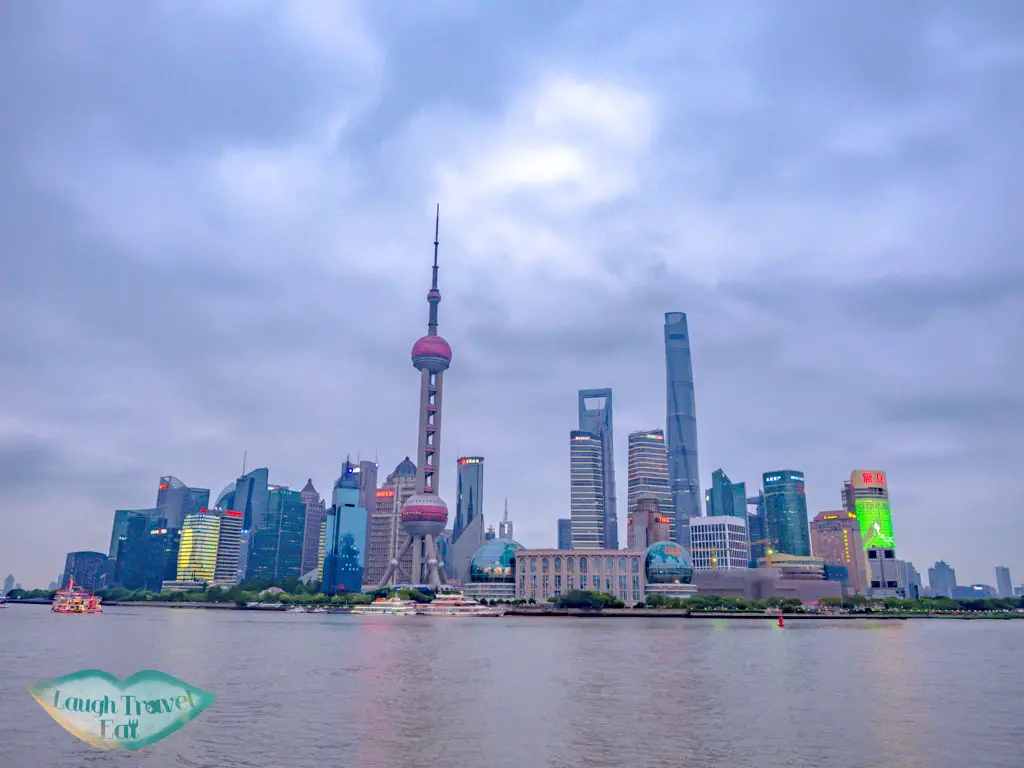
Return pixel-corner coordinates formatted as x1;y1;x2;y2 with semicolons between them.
351;597;419;616
310;607;327;613
286;606;308;613
416;593;505;617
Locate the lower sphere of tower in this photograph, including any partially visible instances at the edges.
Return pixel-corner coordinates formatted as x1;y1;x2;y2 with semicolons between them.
411;335;452;374
401;493;448;537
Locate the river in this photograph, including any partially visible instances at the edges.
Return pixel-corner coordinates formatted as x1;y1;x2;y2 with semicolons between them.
1;605;1020;767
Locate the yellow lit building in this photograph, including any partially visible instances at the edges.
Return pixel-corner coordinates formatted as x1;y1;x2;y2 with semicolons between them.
177;512;221;583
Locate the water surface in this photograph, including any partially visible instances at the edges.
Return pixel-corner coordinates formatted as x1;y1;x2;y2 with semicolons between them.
1;605;1019;767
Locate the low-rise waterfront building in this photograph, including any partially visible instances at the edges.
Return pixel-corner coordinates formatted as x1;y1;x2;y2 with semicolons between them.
515;549;645;606
757;553;827;580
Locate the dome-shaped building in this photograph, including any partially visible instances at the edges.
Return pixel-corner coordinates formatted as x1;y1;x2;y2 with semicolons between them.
392;456;417;478
645;541;694;584
461;538;521;602
469;538;522;582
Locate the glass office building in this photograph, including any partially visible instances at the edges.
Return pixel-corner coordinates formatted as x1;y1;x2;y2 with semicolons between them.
322;461;369;593
763;470;811;557
664;312;701;547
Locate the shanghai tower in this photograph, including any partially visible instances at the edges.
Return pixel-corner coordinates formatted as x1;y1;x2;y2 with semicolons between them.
377;206;451;589
664;312;700;549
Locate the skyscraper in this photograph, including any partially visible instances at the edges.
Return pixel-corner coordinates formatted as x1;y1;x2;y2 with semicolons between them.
3;574;14;595
706;469;746;519
928;560;957;598
351;461;379;513
248;487;305;581
763;471;811;557
176;511;221;583
578;389;618;549
109;508;157;561
498;499;513;540
570;430;605;549
627;429;673;538
378;207;452;588
115;513;169;591
746;493;768;565
300;479;326;577
690;516;749;570
322;460;369;593
995;566;1013;598
365;458;418;586
557;518;572;550
810;510;869;594
213;510;243;587
231;467;270;533
843;470;896;551
844;470;898;597
896;560;922;600
61;552;108;591
451;457;485;582
664;312;700;547
627;496;671;550
156;476;210;530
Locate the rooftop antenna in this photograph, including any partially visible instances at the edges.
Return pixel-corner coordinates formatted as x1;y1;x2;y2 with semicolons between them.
241;450;247;476
503;497;509;523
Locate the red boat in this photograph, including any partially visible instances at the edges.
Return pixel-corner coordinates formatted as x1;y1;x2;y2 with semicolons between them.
51;578;103;614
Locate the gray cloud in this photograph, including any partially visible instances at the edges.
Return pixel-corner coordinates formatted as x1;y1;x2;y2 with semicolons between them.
1;2;1022;588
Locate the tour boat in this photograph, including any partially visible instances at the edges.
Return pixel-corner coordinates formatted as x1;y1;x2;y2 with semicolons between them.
0;596;7;608
350;597;419;616
416;593;505;617
51;579;103;614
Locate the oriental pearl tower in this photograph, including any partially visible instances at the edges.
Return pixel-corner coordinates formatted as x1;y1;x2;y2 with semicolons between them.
378;205;451;589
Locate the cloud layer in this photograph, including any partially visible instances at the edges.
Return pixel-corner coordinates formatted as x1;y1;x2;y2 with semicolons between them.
2;1;1022;588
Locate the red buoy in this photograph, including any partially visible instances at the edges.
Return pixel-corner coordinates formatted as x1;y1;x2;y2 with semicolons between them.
777;615;785;628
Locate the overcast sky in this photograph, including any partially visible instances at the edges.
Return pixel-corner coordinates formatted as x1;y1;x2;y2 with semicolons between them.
2;1;1022;589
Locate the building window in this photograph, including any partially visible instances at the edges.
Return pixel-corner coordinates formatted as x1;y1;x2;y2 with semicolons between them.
567;557;575;572
618;557;626;571
605;556;613;569
579;557;588;573
531;558;538;571
542;557;549;573
554;557;562;572
592;575;600;589
631;558;639;573
555;575;562;588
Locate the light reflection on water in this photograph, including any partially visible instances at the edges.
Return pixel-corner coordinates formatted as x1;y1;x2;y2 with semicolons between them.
1;607;1020;768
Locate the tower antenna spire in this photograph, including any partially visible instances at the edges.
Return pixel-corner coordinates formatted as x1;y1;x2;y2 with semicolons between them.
427;204;441;336
432;203;440;287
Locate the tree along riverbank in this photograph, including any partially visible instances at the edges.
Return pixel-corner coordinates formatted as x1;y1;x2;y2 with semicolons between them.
7;599;1022;619
8;582;1022;617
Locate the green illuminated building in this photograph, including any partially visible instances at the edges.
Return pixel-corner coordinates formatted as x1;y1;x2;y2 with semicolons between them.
843;469;896;551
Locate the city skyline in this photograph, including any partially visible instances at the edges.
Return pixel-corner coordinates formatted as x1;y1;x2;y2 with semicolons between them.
2;3;1022;588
